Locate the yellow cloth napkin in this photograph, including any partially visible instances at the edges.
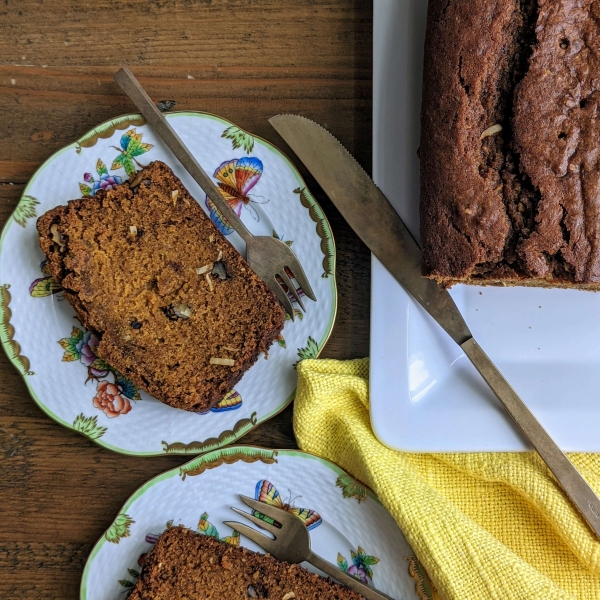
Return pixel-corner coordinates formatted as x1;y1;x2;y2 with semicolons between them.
293;358;600;600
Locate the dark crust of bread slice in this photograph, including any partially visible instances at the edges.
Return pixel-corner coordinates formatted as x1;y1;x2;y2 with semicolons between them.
128;527;363;599
37;160;285;412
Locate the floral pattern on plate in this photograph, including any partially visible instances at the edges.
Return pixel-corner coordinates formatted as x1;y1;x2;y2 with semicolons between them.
337;546;380;584
0;111;337;455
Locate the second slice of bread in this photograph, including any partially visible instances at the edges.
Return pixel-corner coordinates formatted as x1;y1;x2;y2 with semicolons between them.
129;527;364;599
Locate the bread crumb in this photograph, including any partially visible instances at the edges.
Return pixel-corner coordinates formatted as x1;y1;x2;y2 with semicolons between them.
480;124;502;139
173;303;193;319
50;224;66;249
221;555;233;569
129;171;144;188
197;263;214;275
210;357;235;366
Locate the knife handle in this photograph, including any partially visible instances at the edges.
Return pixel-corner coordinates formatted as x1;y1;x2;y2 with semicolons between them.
113;67;254;244
461;337;600;538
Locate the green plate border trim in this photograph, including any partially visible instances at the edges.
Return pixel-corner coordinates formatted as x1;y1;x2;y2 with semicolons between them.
0;112;338;457
179;445;279;479
161;412;258;454
80;446;378;599
75;114;147;153
0;284;33;376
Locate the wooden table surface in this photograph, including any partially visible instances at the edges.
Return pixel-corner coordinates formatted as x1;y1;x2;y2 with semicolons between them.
0;1;372;597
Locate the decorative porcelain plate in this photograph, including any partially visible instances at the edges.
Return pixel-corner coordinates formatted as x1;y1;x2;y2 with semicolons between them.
81;446;430;600
0;112;337;455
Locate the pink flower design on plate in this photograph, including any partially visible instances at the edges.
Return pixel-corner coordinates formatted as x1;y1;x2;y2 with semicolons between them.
347;565;369;584
76;331;108;377
93;381;132;418
82;172;123;196
92;173;122;195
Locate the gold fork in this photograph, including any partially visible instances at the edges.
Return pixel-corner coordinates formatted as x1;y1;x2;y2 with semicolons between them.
225;495;395;600
113;67;316;320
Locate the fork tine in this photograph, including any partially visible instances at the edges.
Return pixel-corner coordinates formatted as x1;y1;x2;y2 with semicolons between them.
222;521;278;554
279;271;305;311
239;495;294;525
229;506;281;534
284;255;316;302
268;275;295;320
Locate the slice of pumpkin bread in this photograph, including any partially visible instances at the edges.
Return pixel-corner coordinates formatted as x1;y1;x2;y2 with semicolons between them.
37;160;285;412
129;527;364;600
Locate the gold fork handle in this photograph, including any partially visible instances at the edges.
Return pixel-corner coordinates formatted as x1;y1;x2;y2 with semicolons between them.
113;67;254;244
462;337;600;538
307;550;395;600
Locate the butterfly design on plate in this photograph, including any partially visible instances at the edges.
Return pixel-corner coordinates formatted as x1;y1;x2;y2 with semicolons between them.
253;479;322;531
29;260;62;298
198;512;241;546
205;157;267;235
196;390;243;415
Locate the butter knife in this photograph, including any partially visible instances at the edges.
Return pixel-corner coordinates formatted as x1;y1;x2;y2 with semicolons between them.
269;114;600;539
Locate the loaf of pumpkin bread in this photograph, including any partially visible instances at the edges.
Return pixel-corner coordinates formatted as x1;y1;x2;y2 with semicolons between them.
420;0;600;289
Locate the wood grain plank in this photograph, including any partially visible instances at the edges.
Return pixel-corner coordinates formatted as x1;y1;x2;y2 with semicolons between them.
0;542;89;600
0;65;371;183
0;0;372;69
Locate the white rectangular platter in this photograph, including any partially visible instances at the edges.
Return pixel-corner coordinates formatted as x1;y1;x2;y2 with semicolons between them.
369;0;600;452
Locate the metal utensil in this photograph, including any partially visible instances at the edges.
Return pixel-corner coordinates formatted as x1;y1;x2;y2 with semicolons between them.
112;68;316;319
268;113;600;540
224;495;395;600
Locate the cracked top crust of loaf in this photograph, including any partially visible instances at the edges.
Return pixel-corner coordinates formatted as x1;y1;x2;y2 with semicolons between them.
420;0;600;288
128;527;363;600
37;161;285;412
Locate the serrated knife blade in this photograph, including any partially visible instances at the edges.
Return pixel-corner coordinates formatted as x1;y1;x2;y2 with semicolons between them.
270;114;470;345
269;113;600;539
